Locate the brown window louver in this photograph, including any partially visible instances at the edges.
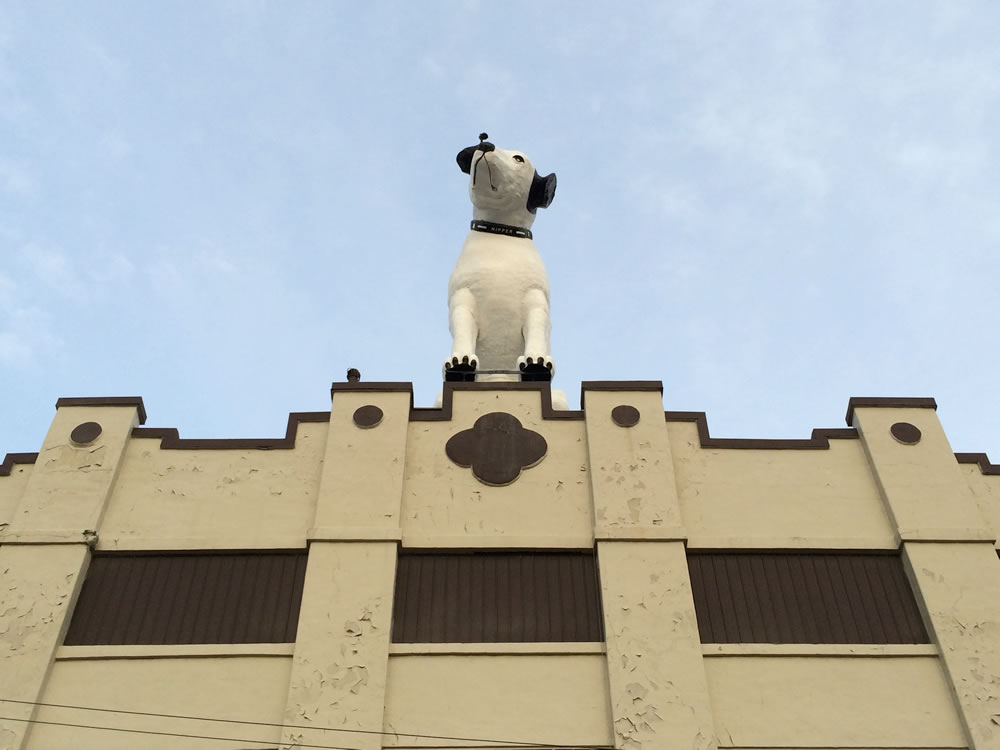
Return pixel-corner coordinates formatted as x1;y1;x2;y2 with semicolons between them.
688;551;929;644
392;551;604;643
64;551;308;646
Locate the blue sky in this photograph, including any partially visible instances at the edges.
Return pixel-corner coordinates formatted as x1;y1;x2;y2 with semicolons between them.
2;1;998;460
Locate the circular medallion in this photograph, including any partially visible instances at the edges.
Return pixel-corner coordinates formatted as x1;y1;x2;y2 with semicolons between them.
890;422;921;445
353;405;384;429
70;421;103;446
611;405;640;428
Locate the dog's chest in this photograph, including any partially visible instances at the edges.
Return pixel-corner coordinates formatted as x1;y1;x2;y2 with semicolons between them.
448;232;549;300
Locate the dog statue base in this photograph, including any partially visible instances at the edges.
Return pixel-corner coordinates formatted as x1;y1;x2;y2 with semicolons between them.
443;366;552;384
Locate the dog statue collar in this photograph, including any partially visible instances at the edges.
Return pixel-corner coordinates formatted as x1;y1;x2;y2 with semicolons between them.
470;220;533;240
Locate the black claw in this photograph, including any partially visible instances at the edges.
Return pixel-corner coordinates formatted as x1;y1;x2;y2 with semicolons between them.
520;361;553;383
462;355;469;364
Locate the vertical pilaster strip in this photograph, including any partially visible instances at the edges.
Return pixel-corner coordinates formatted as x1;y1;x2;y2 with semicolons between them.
598;541;717;750
0;402;141;750
851;401;1000;749
584;386;717;750
281;385;409;749
280;542;397;750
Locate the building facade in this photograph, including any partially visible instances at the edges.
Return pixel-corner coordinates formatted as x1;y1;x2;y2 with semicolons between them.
1;381;998;750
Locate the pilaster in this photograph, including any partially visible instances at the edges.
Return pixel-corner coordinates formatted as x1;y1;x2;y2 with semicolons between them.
598;542;717;750
309;383;410;540
584;383;716;750
281;383;408;749
582;384;684;540
850;398;999;749
0;398;143;750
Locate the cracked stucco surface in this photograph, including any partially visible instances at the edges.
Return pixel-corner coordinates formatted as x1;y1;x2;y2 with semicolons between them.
4;406;137;538
383;654;612;747
906;542;1000;750
962;464;1000;549
668;422;895;546
315;392;410;532
28;657;289;750
0;464;31;529
585;391;680;532
705;653;965;748
281;543;395;750
101;422;325;548
403;391;591;543
599;542;718;750
854;407;988;536
0;544;88;750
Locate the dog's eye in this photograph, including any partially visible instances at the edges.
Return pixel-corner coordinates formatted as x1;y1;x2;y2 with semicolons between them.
513;155;524;163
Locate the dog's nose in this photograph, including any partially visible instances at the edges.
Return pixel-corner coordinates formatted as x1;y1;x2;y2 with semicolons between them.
476;132;495;153
457;136;495;174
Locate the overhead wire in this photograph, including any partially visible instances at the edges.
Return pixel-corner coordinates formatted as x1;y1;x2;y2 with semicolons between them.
0;713;352;750
0;697;604;749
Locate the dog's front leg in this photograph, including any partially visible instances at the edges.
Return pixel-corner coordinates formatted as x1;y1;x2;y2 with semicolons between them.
445;286;478;375
518;287;554;378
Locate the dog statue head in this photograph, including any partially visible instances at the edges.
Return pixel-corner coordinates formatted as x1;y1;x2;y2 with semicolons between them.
457;134;556;229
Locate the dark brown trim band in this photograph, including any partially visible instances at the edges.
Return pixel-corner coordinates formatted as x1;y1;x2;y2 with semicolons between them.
330;381;414;403
665;411;858;450
579;380;663;408
131;412;330;450
844;397;937;426
56;397;147;425
955;452;1000;476
0;452;38;477
411;382;584;421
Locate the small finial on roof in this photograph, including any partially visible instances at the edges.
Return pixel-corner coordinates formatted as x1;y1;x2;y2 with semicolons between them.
346;368;361;383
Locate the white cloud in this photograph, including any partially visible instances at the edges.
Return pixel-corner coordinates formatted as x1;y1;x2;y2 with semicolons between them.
0;272;15;308
0;330;31;365
89;253;136;285
892;141;986;186
100;131;133;161
0;158;39;198
689;98;831;198
0;306;62;368
19;243;87;300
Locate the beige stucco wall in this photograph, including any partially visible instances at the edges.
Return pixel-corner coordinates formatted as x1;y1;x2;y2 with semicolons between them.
402;389;592;547
98;421;327;550
28;655;291;750
0;463;31;526
704;654;966;748
282;541;397;750
0;544;90;750
383;653;613;747
6;387;999;750
4;405;139;542
852;406;988;540
962;465;1000;548
599;540;717;750
904;542;1000;750
668;423;896;548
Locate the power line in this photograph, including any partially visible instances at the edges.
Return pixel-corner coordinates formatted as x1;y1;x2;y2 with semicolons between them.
0;713;353;750
0;697;603;749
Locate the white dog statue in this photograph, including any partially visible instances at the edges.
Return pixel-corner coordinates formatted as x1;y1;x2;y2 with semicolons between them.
445;134;557;384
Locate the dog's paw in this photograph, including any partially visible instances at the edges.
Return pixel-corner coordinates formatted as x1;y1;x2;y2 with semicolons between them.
518;355;554;382
444;354;478;382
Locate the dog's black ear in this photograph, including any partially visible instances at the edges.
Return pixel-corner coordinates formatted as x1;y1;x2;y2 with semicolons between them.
527;171;557;213
456;146;477;174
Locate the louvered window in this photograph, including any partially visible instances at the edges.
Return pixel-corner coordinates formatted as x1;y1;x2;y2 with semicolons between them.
64;551;307;645
688;551;928;644
392;551;604;643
